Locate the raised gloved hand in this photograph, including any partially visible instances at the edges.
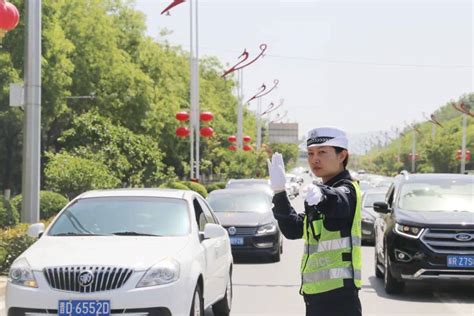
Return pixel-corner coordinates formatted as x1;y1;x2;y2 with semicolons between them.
305;184;323;206
267;152;286;192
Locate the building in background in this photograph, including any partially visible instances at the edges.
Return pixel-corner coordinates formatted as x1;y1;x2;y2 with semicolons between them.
268;123;299;144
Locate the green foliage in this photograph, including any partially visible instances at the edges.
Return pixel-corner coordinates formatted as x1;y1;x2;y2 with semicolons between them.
356;94;474;175
159;181;190;191
0;196;19;228
44;152;121;199
205;182;226;193
0;224;35;274
181;181;208;198
11;191;68;220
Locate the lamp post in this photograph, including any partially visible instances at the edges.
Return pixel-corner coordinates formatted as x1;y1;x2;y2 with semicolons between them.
246;80;279;149
162;0;200;180
21;0;41;223
223;44;267;150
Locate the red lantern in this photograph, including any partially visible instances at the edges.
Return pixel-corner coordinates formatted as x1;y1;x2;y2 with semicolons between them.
243;144;253;151
200;111;214;122
176;126;190;138
200;126;214;137
227;135;237;143
243;135;252;143
175;111;189;122
0;1;20;40
466;150;471;161
228;145;237;151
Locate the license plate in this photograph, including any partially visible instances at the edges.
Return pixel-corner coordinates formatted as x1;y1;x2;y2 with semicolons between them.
59;300;111;316
447;255;474;268
230;237;244;245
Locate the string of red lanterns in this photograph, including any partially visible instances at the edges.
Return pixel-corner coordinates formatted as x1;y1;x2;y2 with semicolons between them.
175;111;214;138
0;0;20;42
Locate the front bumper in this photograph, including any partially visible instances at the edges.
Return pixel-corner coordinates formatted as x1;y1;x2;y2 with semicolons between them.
6;270;191;316
229;231;281;256
387;232;474;282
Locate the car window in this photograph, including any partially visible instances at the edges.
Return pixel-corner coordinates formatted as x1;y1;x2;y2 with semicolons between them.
193;198;208;232
397;180;474;212
48;197;190;236
387;185;395;208
197;197;217;224
363;193;386;208
207;192;272;213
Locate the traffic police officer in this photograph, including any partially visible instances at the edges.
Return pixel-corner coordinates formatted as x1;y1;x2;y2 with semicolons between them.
268;127;362;316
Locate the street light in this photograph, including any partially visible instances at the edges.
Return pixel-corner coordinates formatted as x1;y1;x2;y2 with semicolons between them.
162;0;201;180
247;80;279;149
222;44;267;150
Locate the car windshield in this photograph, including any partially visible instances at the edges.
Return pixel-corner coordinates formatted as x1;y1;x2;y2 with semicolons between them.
208;193;271;213
397;179;474;212
48;197;190;236
363;193;386;208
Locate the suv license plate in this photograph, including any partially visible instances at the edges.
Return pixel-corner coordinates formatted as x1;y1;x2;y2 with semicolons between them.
59;300;111;316
230;237;244;245
447;255;474;268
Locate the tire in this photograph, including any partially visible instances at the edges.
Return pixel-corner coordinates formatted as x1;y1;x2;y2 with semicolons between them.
190;284;204;316
384;247;405;294
280;240;283;254
212;271;232;316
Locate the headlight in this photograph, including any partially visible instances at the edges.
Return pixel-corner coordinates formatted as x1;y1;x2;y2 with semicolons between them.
256;223;277;235
8;258;38;288
136;258;180;288
394;223;424;239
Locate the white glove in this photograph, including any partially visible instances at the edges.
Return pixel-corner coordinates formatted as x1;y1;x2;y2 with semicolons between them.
267;152;286;192
305;184;323;206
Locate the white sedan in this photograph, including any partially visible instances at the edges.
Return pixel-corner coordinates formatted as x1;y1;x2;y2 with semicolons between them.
6;189;233;316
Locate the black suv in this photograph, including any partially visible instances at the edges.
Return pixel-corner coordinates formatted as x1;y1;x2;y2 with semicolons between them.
373;172;474;294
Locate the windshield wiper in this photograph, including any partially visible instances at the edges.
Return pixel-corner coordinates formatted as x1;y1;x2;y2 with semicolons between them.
111;231;162;237
52;232;107;236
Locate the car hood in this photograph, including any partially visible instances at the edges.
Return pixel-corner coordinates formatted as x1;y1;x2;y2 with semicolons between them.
395;209;474;228
22;236;191;271
215;211;274;227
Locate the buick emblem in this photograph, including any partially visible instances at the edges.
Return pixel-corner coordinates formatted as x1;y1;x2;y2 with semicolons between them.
78;270;95;287
455;233;473;242
228;227;237;236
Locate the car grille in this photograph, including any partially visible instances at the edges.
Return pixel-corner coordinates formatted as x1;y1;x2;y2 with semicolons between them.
44;266;133;293
421;228;474;254
224;226;257;236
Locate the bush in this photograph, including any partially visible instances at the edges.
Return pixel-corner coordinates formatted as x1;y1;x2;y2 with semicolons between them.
159;181;190;190
182;181;208;198
45;152;121;199
0;196;19;228
205;182;226;193
0;224;35;274
11;191;69;220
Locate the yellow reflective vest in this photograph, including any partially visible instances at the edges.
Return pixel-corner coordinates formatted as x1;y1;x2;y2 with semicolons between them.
300;180;362;295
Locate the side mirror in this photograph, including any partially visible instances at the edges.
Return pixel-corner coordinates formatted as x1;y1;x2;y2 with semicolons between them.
203;223;226;239
373;202;391;214
27;223;45;238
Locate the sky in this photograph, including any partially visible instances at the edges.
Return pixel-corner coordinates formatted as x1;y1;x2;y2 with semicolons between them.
133;0;473;152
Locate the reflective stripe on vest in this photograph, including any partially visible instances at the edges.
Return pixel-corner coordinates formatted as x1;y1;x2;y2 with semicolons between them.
303;267;362;283
303;236;361;255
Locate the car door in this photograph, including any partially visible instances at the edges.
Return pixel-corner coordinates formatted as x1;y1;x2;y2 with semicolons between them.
378;185;395;263
192;197;219;304
197;197;229;303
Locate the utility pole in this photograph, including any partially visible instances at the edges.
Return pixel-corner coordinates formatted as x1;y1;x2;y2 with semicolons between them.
21;0;41;223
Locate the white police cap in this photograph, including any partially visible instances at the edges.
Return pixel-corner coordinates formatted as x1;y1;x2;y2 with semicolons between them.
306;126;348;150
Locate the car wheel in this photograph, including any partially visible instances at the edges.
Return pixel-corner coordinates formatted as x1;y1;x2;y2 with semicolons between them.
374;247;383;279
280;240;283;254
190;284;204;316
212;271;232;316
384;247;404;294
